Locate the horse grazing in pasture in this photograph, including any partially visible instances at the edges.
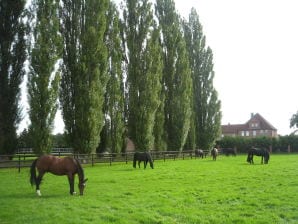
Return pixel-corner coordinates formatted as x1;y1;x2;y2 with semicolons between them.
247;148;270;164
133;152;154;169
211;148;218;161
194;149;204;158
30;155;88;196
222;148;237;156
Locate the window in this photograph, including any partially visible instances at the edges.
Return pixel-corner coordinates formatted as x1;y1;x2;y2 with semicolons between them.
241;131;245;136
246;131;249;136
251;123;259;128
253;130;256;136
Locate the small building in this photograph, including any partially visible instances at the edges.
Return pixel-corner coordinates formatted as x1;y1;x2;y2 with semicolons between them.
222;113;278;138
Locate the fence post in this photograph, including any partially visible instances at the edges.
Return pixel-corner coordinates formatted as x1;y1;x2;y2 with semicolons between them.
18;154;21;173
125;153;128;164
91;154;94;166
109;157;112;166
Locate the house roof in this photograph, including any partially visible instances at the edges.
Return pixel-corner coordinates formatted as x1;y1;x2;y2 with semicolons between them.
222;113;277;133
222;124;247;133
245;113;277;130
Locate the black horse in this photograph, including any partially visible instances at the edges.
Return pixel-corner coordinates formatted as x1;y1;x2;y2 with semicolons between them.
247;148;270;164
222;148;237;156
194;149;204;158
133;152;154;169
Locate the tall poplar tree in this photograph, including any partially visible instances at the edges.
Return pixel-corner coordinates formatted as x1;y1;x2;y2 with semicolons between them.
59;0;108;153
156;0;192;151
27;0;61;154
123;0;163;151
99;2;125;153
184;8;221;150
0;0;26;154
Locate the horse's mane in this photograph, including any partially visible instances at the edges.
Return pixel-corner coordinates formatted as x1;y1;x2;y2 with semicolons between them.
74;158;85;180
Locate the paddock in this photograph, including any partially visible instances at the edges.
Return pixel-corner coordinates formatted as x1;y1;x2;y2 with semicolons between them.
0;154;297;223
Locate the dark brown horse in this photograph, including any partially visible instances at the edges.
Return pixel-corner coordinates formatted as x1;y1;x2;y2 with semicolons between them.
133;152;154;169
211;148;218;161
247;148;270;164
30;155;88;196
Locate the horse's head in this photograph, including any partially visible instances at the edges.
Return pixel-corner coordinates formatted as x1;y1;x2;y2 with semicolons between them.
78;178;88;195
149;161;154;169
264;152;270;164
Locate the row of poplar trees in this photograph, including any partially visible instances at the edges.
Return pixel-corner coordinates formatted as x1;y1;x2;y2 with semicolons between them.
0;0;221;155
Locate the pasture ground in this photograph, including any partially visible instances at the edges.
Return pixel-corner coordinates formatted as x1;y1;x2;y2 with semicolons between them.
0;154;297;224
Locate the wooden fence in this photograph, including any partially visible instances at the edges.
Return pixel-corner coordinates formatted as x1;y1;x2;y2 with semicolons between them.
0;150;211;172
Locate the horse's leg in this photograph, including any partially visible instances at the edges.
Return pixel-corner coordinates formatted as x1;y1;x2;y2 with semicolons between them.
261;156;264;164
36;171;45;196
138;161;141;168
144;161;147;169
68;173;75;195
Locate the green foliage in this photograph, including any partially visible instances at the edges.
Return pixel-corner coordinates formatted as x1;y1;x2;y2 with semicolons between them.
123;0;163;151
17;129;33;148
51;133;68;148
156;0;192;151
99;2;125;153
27;0;61;155
1;155;298;223
217;135;298;153
184;8;221;151
59;0;109;154
290;111;298;131
0;0;27;154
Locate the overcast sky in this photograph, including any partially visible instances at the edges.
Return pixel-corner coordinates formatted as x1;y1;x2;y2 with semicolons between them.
20;0;298;136
175;0;298;135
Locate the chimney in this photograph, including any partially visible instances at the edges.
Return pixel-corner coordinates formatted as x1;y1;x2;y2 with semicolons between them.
251;113;254;118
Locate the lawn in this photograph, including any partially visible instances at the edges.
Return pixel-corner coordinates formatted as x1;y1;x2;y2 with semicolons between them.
0;154;297;224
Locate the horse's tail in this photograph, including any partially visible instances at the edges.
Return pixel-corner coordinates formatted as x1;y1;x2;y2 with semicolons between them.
30;159;38;186
133;153;137;168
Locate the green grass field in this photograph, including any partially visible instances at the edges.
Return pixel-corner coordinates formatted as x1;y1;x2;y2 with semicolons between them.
0;154;297;224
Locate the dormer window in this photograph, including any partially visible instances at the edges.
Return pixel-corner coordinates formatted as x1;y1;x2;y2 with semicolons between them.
251;123;258;128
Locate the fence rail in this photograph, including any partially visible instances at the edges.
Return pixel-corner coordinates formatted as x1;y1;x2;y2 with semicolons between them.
1;149;294;172
0;150;207;172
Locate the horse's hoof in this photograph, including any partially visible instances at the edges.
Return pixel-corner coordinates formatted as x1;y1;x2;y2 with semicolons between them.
36;190;41;196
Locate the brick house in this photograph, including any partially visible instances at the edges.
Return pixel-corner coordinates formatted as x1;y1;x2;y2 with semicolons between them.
221;113;278;138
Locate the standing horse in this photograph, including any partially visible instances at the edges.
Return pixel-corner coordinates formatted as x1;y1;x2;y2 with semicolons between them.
211;148;218;161
222;148;237;156
247;148;270;164
194;149;204;158
133;152;154;169
30;155;88;196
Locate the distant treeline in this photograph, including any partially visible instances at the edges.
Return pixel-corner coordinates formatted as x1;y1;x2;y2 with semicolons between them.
216;136;298;153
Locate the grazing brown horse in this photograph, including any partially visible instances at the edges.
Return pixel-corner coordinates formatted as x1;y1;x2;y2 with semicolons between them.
30;155;88;196
211;148;218;161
